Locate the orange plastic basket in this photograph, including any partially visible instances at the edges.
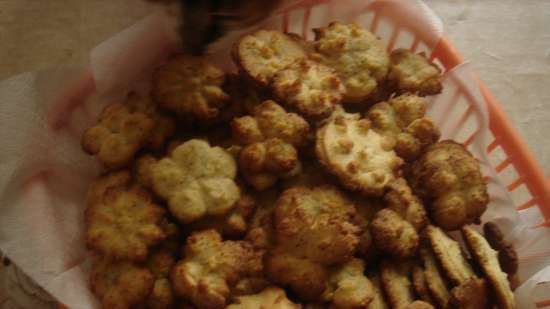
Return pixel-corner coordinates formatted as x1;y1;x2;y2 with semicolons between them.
57;1;550;308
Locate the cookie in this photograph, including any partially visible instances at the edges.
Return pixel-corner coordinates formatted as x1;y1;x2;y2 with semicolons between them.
462;226;515;309
380;260;414;309
420;247;450;308
316;109;402;196
426;225;476;286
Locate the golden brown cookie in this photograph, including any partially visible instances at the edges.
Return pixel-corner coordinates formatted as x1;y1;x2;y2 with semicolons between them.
233;30;307;86
264;249;327;301
86;170;132;206
153;55;230;120
380;260;415;309
232;100;310;146
150;139;241;224
371;208;419;258
483;221;519;289
384;177;429;231
426;225;476;286
323;258;374;309
316;109;403;196
420;247;450;308
171;229;262;309
226;287;301;309
462;226;515;309
367;94;440;161
266;185;360;301
238;138;301;191
85;187;166;261
408;141;489;230
312;22;390;103
411;264;435;305
90;258;154;309
232;100;310;190
367;272;389;309
273;59;344;119
387;49;442;96
273;185;360;265
82;93;156;169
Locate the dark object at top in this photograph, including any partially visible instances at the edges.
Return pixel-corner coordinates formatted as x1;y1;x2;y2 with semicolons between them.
178;0;281;54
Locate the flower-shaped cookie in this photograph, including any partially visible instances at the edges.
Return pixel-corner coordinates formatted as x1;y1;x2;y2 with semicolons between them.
265;249;328;301
274;185;360;265
408;141;489;230
367;94;440;161
171;229;262;309
85;187;166;261
82;93;156;169
370;208;419;259
153;55;230;120
316;109;403;196
90;258;154;309
232;100;310;146
232;100;309;190
273;59;345;119
238;138;301;191
323;258;374;309
384;177;429;231
266;186;360;300
86;170;131;206
151;139;240;224
388;49;442;96
312;22;390;103
233;30;307;86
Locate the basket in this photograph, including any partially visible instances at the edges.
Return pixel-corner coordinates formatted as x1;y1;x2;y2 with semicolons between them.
53;0;550;308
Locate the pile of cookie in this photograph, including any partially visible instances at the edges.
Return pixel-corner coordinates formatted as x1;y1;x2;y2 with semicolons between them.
81;22;517;309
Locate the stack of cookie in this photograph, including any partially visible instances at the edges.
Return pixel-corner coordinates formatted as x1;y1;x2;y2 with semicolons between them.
80;21;517;309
